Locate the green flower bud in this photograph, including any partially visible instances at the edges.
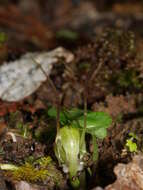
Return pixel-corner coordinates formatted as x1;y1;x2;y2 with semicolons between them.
54;126;85;182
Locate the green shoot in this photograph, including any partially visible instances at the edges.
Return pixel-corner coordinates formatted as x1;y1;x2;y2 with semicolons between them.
125;132;138;153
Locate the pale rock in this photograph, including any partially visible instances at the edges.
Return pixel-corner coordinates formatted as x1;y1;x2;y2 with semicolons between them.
0;47;74;102
105;154;143;190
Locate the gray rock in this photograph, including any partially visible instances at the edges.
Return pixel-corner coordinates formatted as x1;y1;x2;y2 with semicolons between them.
0;47;74;102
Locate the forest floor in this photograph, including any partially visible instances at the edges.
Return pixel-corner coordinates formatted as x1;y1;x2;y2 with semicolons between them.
0;1;143;190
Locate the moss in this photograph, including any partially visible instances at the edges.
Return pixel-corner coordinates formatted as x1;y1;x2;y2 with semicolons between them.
12;162;49;182
5;156;63;185
34;156;52;167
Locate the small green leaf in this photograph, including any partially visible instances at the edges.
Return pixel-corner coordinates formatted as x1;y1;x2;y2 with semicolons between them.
48;107;83;125
94;128;107;139
66;108;83;120
129;132;138;140
126;139;137;152
47;107;58;118
47;107;67;124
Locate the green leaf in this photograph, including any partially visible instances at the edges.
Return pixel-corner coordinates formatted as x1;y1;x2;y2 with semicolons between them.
94;128;107;139
78;112;112;138
47;107;57;118
129;132;138;140
48;107;67;124
126;139;138;152
48;107;83;125
65;108;83;120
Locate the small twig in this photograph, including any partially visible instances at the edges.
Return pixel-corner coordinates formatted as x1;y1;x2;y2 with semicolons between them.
80;60;104;150
83;91;87;131
89;60;104;84
32;58;61;132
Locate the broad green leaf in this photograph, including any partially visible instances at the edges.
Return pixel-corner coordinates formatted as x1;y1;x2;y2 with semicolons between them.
78;112;112;131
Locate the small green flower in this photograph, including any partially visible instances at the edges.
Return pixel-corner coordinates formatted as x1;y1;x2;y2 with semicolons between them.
54;126;86;188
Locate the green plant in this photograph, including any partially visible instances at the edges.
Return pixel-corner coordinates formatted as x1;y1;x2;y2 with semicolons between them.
48;107;112;188
34;46;112;189
125;132;138;153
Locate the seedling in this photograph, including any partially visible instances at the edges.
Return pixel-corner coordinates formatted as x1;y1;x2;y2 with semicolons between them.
125;132;138;153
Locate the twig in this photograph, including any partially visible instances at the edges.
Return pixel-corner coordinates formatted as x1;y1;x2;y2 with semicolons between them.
32;58;61;132
80;60;104;150
89;60;104;84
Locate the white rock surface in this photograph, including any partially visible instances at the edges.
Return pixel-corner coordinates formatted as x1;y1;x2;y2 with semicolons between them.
0;47;74;102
